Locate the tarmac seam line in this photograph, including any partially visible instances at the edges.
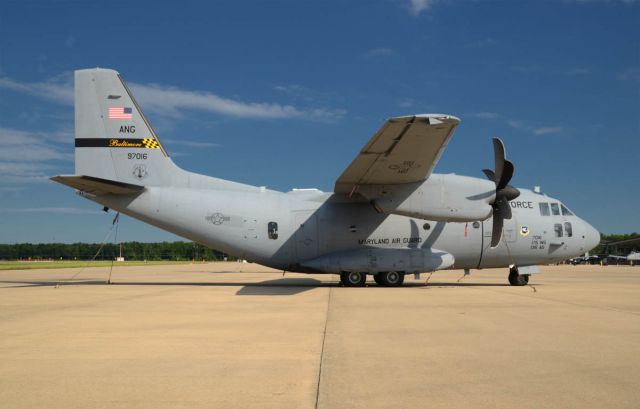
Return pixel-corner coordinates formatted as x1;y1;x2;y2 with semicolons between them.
314;284;333;409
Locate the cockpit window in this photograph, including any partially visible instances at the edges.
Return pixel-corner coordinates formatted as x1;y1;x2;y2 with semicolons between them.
564;222;573;237
554;223;563;238
551;203;560;216
561;204;574;216
539;203;550;216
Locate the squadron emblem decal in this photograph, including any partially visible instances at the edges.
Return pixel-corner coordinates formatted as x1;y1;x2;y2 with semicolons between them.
388;161;420;174
132;164;148;180
520;225;530;237
206;212;230;225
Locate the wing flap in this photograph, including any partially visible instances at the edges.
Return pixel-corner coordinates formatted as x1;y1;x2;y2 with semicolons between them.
51;175;144;195
335;114;460;194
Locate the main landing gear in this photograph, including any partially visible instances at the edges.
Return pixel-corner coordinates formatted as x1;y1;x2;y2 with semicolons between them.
339;271;367;287
508;266;529;286
339;271;406;287
374;271;405;287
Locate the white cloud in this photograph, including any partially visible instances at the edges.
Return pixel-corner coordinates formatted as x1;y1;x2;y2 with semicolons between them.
0;128;72;162
408;0;437;15
162;137;221;149
130;82;345;121
0;74;73;105
618;67;640;83
273;84;307;94
398;98;415;109
532;126;564;135
364;47;396;58
0;127;72;185
0;73;345;121
506;120;565;136
508;119;524;129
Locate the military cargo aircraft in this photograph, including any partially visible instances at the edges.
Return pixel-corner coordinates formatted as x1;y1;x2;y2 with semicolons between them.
52;69;601;286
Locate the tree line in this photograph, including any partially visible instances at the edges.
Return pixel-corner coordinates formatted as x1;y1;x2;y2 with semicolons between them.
0;241;233;261
1;232;637;261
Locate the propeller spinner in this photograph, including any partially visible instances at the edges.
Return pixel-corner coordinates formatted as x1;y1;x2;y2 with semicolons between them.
482;137;520;248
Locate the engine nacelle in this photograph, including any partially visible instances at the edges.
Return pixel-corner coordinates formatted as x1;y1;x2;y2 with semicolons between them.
301;247;455;274
359;174;495;222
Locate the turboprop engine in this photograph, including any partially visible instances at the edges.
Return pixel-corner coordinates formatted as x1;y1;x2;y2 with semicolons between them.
361;173;496;222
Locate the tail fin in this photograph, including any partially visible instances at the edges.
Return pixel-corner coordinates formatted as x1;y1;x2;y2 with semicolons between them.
74;68;176;186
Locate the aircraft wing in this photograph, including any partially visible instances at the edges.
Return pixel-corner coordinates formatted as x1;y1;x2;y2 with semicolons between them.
51;175;144;195
335;114;460;194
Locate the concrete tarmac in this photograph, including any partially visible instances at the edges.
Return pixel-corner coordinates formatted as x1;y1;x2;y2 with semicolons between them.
1;263;639;409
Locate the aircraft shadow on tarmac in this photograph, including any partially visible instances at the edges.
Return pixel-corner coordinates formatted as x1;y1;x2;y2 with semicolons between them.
0;278;515;294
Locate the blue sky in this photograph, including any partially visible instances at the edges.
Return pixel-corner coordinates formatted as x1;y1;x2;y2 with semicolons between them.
0;0;638;243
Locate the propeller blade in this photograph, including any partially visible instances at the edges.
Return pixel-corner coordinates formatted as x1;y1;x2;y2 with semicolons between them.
490;210;504;248
482;169;496;182
502;185;521;201
498;197;512;220
497;160;514;190
492;137;506;185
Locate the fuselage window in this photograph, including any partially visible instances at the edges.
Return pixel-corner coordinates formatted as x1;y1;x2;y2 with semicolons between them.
564;222;573;237
561;204;574;216
268;222;278;240
554;223;563;238
551;203;560;216
539;203;550;216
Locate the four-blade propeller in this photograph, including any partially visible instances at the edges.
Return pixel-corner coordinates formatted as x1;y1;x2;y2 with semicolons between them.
482;137;520;248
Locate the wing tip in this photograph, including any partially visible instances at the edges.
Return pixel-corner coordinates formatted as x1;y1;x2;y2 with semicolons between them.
390;113;461;124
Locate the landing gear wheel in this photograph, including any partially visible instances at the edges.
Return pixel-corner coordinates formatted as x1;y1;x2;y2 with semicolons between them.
340;271;367;287
508;268;529;286
376;271;405;287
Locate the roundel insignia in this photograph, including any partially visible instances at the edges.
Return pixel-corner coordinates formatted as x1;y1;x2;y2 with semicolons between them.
520;225;530;237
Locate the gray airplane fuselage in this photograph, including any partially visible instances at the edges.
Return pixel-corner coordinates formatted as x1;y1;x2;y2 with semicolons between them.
92;173;598;273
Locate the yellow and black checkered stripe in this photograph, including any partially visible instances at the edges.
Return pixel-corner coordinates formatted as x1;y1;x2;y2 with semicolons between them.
141;138;161;149
76;138;163;149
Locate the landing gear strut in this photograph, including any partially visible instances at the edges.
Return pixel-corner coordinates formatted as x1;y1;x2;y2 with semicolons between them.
508;267;529;286
340;271;367;287
374;271;405;287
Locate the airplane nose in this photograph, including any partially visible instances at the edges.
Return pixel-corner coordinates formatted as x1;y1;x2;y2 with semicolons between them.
584;222;600;252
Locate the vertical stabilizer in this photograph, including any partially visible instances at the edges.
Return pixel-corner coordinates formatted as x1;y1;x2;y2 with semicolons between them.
74;68;176;186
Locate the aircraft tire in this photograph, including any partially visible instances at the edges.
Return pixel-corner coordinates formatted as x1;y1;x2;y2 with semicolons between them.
378;271;405;287
508;269;529;286
340;271;367;287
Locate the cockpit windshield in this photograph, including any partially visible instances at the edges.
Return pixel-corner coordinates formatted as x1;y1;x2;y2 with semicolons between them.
561;204;574;216
538;201;575;216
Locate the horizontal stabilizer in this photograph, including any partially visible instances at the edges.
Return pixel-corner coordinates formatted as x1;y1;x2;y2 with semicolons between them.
50;175;144;195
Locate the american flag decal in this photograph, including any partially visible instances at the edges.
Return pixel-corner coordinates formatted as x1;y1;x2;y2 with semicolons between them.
108;107;133;120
